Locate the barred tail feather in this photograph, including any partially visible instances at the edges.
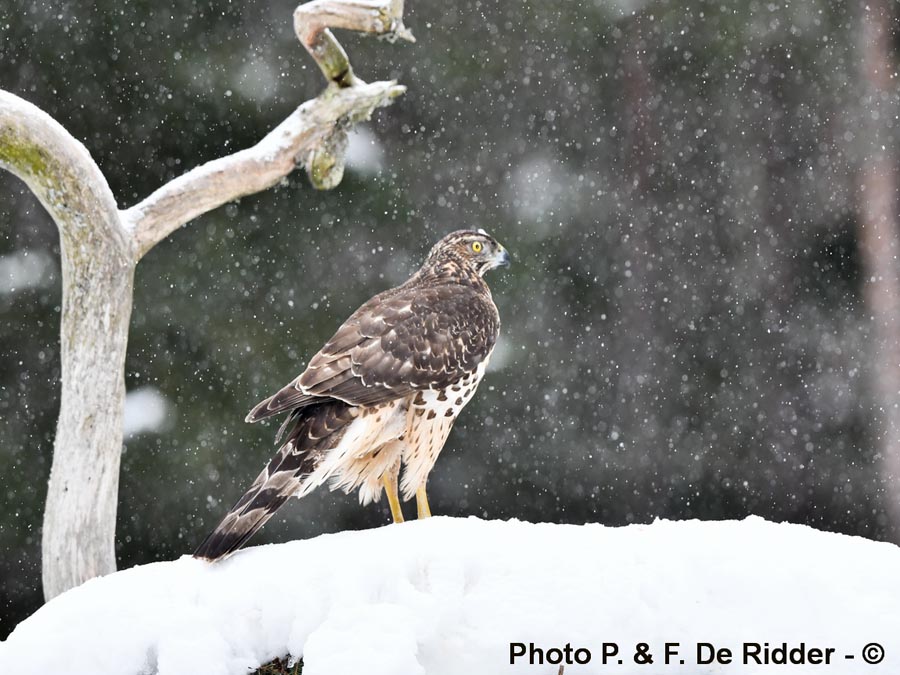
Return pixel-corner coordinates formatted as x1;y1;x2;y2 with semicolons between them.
193;442;307;560
194;401;354;561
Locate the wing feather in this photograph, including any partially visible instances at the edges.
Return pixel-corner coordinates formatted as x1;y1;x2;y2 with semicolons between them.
247;282;499;422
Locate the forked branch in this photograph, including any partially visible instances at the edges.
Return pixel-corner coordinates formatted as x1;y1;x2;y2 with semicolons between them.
124;0;412;260
0;0;412;600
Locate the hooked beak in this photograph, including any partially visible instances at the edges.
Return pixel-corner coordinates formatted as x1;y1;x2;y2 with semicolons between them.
495;247;511;268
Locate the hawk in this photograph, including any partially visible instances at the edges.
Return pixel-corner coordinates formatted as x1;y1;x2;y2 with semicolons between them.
194;230;510;560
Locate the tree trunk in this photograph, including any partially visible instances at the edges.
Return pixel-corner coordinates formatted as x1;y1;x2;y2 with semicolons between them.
856;0;900;536
43;244;134;599
0;89;134;598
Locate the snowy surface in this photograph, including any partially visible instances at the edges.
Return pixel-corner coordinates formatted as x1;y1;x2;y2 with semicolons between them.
2;517;899;675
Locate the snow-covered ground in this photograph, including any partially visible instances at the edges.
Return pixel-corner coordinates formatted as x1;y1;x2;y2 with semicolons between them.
2;516;898;675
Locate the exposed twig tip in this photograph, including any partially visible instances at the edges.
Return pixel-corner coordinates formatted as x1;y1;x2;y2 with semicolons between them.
387;23;416;43
387;83;408;99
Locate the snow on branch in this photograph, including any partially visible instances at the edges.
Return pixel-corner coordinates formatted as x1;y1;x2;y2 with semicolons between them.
2;517;898;675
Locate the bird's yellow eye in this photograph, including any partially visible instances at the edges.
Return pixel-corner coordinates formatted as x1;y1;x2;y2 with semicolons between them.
472;241;483;253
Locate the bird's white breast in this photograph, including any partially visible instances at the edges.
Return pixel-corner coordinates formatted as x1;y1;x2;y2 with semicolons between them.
399;354;492;498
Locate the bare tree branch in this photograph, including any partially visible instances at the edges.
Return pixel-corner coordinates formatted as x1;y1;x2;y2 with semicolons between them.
0;90;135;599
123;81;404;260
0;91;130;256
0;0;411;600
123;0;412;260
295;0;414;87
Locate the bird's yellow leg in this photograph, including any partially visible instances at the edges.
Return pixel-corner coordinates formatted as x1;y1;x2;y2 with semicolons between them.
382;472;405;523
416;486;432;519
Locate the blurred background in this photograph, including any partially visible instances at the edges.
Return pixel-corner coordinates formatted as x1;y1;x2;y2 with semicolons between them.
2;0;899;636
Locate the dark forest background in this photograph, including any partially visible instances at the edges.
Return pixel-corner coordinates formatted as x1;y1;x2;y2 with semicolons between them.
2;0;899;637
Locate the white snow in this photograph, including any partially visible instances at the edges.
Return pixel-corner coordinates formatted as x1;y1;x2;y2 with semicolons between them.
2;517;898;675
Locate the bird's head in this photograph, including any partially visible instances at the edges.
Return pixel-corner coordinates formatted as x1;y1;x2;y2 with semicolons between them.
425;229;511;277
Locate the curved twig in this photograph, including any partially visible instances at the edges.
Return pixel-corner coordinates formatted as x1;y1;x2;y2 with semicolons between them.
294;0;414;86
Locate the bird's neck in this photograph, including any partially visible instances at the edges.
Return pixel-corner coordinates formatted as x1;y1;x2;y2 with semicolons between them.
409;260;488;291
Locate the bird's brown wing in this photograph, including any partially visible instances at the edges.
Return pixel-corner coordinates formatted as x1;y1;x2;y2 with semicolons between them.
246;282;499;422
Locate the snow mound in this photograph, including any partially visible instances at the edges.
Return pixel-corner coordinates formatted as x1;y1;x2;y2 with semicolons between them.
2;517;898;675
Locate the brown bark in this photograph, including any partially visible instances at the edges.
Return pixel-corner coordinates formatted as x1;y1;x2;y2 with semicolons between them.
856;0;900;535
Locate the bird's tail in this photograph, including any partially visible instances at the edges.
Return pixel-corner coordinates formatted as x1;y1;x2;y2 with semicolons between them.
193;401;355;561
